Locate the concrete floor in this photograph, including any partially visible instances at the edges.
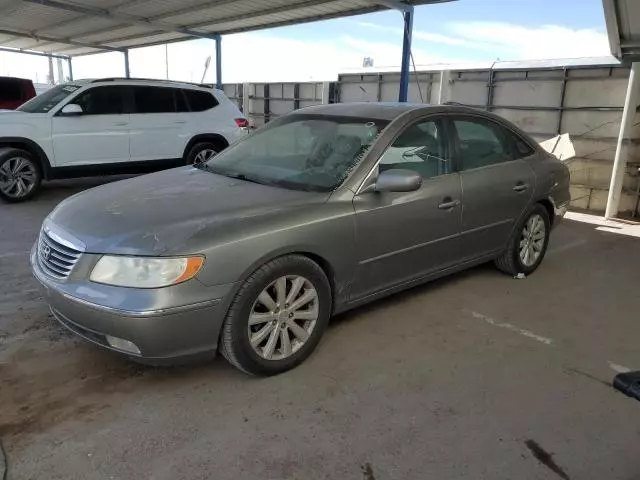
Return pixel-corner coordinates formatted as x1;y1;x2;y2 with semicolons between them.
1;178;640;480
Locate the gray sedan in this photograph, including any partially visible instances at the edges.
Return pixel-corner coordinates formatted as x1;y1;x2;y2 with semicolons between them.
31;103;570;376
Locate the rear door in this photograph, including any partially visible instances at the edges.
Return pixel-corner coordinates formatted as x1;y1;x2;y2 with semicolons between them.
129;86;186;162
51;85;130;166
451;116;535;260
351;117;463;300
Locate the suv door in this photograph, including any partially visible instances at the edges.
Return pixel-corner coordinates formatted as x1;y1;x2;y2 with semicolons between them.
351;118;462;300
51;86;130;166
451;116;535;260
129;86;186;162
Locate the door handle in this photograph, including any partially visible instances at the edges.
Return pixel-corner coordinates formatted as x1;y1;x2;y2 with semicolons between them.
174;120;187;124
114;122;128;126
438;198;461;210
513;182;529;192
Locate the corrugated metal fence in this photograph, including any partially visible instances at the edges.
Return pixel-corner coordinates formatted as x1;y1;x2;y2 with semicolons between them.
223;62;640;215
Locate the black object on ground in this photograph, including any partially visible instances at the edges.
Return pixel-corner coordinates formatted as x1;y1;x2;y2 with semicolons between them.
613;371;640;401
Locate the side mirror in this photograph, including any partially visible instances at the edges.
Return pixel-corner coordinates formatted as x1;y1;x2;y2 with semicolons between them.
60;104;83;116
360;168;422;194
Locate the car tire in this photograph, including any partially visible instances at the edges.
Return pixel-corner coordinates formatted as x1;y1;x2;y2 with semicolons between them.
185;142;219;166
494;203;551;276
0;148;42;203
219;255;332;376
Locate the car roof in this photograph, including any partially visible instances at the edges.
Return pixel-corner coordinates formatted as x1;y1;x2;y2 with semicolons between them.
294;102;493;121
65;78;216;91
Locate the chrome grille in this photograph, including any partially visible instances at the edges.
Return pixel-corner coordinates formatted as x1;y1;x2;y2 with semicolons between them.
37;230;82;279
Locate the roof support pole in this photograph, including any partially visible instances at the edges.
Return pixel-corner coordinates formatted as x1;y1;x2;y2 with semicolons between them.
605;61;640;219
398;7;413;102
67;56;73;81
47;54;54;84
124;49;130;78
215;35;222;89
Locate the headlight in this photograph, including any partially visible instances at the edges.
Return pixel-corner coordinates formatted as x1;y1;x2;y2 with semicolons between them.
89;255;204;288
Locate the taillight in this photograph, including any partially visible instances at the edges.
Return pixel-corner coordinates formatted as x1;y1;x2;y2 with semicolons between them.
235;118;249;128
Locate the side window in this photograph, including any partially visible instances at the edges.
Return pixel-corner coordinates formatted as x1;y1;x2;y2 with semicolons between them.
378;120;450;179
0;79;23;101
453;119;513;170
175;89;189;112
72;86;126;115
509;132;535;158
133;86;176;114
184;89;218;112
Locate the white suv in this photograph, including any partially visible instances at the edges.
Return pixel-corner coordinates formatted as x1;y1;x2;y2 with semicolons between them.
0;78;248;202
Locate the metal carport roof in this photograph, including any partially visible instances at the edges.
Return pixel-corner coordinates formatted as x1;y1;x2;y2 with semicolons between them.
603;0;640;62
0;0;450;56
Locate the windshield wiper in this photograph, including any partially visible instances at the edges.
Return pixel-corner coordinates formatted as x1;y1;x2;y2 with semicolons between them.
194;163;270;186
222;172;270;186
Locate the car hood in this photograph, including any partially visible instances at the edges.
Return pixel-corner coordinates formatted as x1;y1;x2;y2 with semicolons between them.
0;110;48;120
47;166;330;255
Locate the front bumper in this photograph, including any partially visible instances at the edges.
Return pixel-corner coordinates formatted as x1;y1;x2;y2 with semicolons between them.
31;247;237;364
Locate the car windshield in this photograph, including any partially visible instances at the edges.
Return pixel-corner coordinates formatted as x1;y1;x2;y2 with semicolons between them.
17;84;82;113
202;115;387;192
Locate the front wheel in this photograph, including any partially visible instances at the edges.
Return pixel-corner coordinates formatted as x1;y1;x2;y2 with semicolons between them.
0;149;42;203
494;204;551;276
219;255;332;376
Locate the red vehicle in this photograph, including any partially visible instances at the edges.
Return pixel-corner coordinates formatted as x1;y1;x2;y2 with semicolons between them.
0;76;36;110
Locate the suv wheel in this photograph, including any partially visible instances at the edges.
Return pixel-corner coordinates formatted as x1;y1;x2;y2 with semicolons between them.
494;204;551;276
0;149;42;203
186;142;219;166
219;255;332;376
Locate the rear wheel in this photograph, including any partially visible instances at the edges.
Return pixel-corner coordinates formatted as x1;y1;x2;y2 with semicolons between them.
219;255;332;376
0;149;42;203
186;142;219;166
494;204;551;276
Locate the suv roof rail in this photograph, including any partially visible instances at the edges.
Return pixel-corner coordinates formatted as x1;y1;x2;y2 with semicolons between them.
90;77;213;89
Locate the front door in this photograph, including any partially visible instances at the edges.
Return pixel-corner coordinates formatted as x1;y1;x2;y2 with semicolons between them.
51;86;130;166
351;118;462;300
451;117;535;259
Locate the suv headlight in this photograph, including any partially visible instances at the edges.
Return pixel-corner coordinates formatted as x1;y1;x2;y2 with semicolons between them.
90;255;204;288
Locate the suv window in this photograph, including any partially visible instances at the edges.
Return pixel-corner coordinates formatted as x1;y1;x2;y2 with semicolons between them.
132;86;176;114
378;119;450;179
73;86;127;115
0;78;23;101
453;118;513;170
184;89;218;112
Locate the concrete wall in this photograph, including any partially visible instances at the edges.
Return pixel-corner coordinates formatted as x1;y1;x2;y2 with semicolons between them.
223;62;640;216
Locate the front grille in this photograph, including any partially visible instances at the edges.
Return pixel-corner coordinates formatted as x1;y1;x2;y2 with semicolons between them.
37;230;83;279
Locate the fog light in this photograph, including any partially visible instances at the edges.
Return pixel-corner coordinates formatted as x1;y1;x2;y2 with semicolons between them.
105;335;141;355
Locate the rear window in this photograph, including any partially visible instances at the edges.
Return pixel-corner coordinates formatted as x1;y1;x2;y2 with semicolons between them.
0;78;23;101
184;89;218;112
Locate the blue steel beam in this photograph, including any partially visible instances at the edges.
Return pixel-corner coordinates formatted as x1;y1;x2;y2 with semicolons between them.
398;8;414;102
367;0;414;101
215;35;222;89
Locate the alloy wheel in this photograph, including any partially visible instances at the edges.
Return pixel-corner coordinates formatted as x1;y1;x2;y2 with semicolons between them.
193;149;217;165
248;275;319;361
0;157;37;199
519;213;546;267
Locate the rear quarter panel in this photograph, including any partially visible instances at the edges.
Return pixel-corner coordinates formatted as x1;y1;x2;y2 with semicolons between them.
526;151;571;215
